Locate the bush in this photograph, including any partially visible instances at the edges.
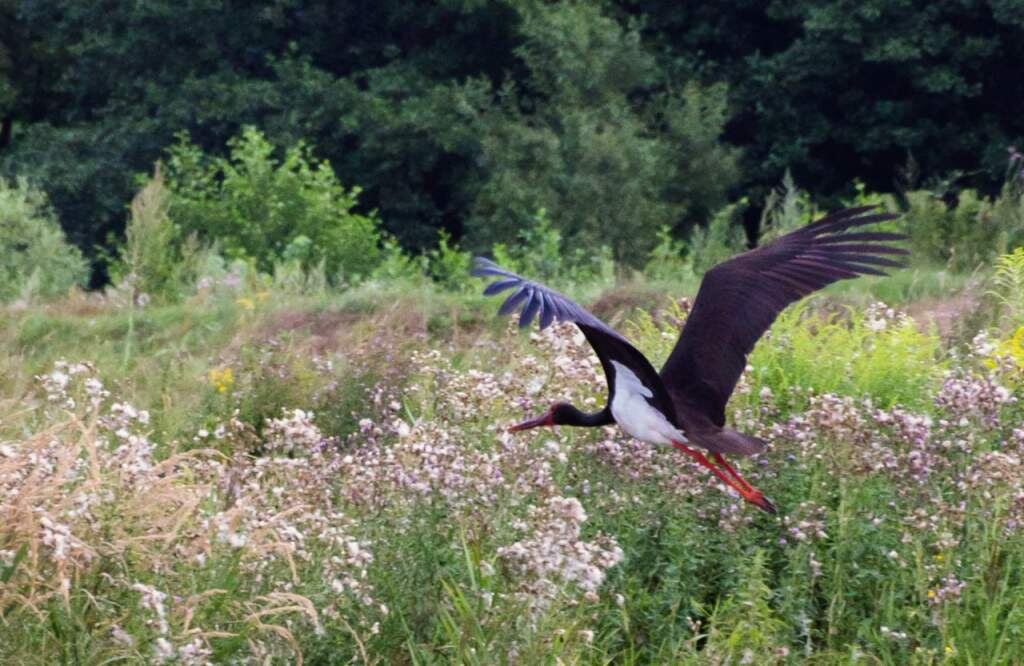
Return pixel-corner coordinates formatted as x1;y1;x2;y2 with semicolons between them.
746;302;942;412
990;247;1024;329
109;164;202;302
757;171;817;244
0;177;88;303
643;224;688;282
165;127;382;283
426;230;474;291
491;208;614;287
687;200;747;276
901;180;1024;272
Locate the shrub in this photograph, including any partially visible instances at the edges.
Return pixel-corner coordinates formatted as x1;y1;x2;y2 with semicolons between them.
990;247;1024;327
745;302;943;412
491;208;614;287
110;164;203;302
0;177;88;303
901;180;1024;272
165;127;382;283
643;225;688;282
687;200;747;276
757;171;817;244
426;230;474;291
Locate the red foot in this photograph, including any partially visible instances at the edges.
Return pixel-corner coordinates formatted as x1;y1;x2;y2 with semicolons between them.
672;441;777;514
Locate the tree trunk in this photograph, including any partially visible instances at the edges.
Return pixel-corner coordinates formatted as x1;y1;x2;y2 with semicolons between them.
0;115;12;151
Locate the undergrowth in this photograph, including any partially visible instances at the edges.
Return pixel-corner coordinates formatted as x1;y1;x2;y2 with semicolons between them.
1;249;1023;664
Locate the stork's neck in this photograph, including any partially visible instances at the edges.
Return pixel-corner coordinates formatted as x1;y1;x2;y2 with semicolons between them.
554;404;613;428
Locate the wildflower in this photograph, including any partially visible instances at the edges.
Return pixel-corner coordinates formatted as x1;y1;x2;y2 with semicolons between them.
154;637;175;663
235;296;255;310
110;625;134;646
208;366;234;394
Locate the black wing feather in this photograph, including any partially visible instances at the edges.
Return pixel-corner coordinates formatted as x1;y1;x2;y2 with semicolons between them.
472;258;677;423
660;206;906;426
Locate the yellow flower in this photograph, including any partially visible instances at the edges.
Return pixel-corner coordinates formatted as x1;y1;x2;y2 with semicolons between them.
927;589;936;599
255;291;271;302
236;297;255;311
934;553;944;563
208;366;234;394
945;644;954;654
990;325;1024;369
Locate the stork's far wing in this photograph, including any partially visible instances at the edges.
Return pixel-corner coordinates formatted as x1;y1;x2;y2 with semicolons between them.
472;257;675;419
471;258;627;341
660;206;907;427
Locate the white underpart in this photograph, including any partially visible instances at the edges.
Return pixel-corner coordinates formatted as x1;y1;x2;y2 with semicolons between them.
609;361;687;445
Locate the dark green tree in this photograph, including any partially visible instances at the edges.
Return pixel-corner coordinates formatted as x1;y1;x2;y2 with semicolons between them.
468;2;739;266
620;0;1024;201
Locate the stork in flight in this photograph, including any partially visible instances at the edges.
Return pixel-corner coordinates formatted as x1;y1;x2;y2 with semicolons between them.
473;206;905;513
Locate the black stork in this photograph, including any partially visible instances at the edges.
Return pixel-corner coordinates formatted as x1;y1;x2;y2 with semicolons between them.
473;206;906;513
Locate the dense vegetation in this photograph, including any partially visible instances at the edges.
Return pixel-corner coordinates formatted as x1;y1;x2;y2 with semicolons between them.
3;2;1024;663
1;241;1023;663
3;1;1024;275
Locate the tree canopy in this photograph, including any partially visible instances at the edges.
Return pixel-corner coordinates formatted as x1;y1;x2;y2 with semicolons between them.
1;0;1022;278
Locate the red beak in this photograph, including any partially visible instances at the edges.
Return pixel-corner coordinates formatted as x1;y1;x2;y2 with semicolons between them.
508;410;555;432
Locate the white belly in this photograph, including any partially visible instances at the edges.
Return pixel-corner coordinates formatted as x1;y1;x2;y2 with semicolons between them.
609;361;687;446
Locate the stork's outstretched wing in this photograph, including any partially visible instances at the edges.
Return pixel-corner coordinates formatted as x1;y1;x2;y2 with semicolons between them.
661;206;907;426
472;258;675;419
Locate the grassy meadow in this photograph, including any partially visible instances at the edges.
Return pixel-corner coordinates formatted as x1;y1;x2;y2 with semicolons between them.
5;5;1024;661
2;246;1024;664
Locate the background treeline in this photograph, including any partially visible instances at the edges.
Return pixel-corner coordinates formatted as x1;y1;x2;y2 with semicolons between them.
2;0;1024;284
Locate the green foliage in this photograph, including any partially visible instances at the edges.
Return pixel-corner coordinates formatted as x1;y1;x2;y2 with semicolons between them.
4;0;1024;271
165;127;382;283
632;0;1024;198
491;208;614;287
746;303;943;412
467;2;738;267
426;230;474;291
901;183;1024;272
0;176;88;303
111;165;201;302
703;550;788;663
687;200;747;276
991;247;1024;326
758;170;816;244
643;225;688;282
371;235;428;285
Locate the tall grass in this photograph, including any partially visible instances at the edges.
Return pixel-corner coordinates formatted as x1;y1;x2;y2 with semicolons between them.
2;248;1023;663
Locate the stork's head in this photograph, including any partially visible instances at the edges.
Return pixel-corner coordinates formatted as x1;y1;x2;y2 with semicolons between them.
508;402;581;432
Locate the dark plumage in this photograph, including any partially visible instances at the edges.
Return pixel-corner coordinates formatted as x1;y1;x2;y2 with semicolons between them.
473;206;906;512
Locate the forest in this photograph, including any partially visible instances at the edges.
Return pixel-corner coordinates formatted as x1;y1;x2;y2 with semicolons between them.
3;0;1024;278
2;1;1024;664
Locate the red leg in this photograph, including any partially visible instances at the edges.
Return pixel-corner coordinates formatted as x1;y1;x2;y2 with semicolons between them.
671;441;745;493
712;452;753;493
672;441;777;514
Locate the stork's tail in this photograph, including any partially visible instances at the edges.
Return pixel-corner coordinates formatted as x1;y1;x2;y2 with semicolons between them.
709;429;767;456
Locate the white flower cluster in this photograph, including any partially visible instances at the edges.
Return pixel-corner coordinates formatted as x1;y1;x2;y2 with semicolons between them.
263;408;326;455
498;496;623;610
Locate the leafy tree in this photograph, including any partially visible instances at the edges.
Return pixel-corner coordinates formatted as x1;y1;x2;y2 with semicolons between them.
469;1;738;266
165;127;382;281
0;177;88;302
0;0;516;270
623;0;1024;200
